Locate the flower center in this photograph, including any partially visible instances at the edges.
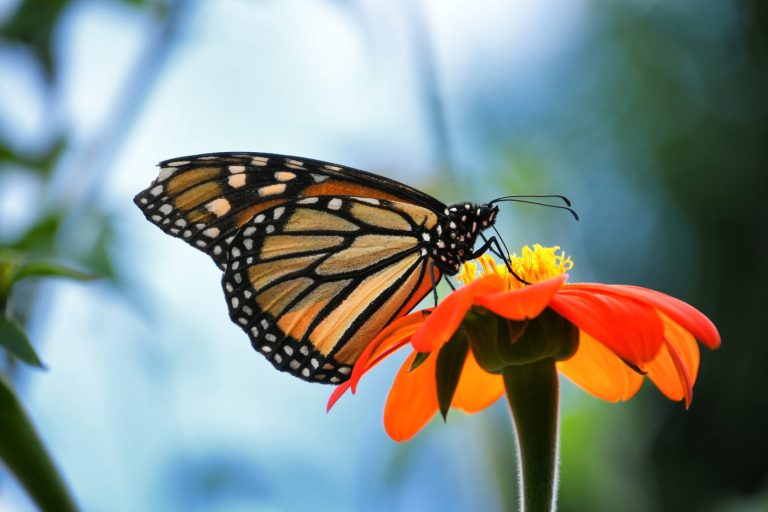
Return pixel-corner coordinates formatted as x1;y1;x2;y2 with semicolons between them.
458;244;573;290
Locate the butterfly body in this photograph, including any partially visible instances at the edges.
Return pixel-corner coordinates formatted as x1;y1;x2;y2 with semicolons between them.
135;153;498;383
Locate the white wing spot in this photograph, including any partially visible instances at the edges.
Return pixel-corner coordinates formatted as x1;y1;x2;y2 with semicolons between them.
273;207;285;219
229;165;246;174
328;198;342;210
213;245;222;255
289;360;300;370
311;173;328;183
283;346;294;356
243;238;253;250
175;219;187;227
140;198;148;204
150;185;164;196
299;346;309;355
274;354;283;363
183;230;192;238
353;197;380;205
205;198;231;217
168;160;190;167
254;214;265;223
228;174;246;188
231;247;241;258
274;171;296;182
339;367;352;375
301;368;310;377
324;165;342;171
225;282;234;293
195;240;207;248
251;327;259;337
261;345;272;353
421;233;430;242
157;167;175;182
298;197;319;204
151;215;162;222
265;225;275;234
231;297;239;308
265;333;277;342
242;306;253;316
234;273;242;284
258;183;286;197
243;226;257;236
203;227;220;238
251;156;269;166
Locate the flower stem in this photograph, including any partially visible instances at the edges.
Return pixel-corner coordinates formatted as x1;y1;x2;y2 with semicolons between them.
502;358;559;512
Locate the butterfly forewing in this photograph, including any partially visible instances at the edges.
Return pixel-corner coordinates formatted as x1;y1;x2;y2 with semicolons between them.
222;196;440;383
133;153;447;269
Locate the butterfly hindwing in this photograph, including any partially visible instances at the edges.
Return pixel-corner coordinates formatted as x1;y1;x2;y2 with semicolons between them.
221;196;441;383
133;153;447;269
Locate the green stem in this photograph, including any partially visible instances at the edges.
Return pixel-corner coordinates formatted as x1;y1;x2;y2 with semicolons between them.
502;358;560;512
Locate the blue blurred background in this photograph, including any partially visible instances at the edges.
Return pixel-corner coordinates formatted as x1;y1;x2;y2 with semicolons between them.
0;0;766;510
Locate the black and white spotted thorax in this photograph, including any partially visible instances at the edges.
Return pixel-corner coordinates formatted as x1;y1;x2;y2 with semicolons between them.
422;202;499;275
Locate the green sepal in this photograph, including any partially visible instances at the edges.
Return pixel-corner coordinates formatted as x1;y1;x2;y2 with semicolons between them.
435;330;469;421
409;351;430;372
465;307;578;374
0;314;45;368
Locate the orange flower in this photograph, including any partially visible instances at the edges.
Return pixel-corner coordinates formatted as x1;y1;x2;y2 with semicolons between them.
328;245;720;442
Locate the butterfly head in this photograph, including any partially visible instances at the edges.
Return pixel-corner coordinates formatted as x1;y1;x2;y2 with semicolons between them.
428;202;499;275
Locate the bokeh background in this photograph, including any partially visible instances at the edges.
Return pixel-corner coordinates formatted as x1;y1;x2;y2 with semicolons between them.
1;0;766;511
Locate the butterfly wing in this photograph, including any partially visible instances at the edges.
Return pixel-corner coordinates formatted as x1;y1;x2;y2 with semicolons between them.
222;196;441;383
133;152;446;269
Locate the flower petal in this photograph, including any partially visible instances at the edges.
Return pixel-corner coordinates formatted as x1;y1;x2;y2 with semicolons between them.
567;284;720;349
384;351;439;442
550;288;664;366
474;275;567;320
411;274;506;353
327;310;430;411
350;309;430;392
645;314;700;407
557;331;643;402
452;350;504;413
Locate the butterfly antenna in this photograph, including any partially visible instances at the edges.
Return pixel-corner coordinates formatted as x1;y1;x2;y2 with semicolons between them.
491;197;579;220
492;194;573;207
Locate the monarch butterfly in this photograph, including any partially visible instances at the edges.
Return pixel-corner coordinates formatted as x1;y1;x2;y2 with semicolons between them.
134;153;575;384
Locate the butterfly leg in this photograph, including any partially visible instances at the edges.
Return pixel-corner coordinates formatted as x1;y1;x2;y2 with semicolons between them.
428;263;440;307
471;236;531;285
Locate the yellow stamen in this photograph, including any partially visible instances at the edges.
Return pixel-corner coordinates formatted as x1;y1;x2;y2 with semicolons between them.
460;244;573;290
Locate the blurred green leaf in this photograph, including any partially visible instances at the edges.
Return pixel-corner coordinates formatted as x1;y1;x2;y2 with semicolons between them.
0;314;44;368
0;0;69;83
0;134;69;177
12;261;97;286
8;214;62;255
0;375;78;511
